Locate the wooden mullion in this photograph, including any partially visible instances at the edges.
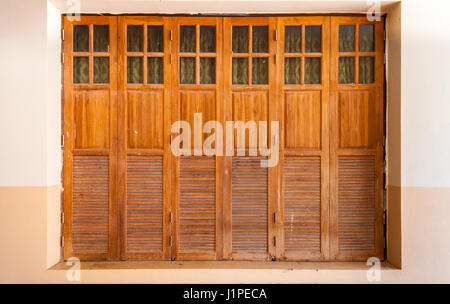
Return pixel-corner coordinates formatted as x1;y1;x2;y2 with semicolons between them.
267;16;278;261
355;23;360;84
222;17;233;260
143;22;148;85
107;16;119;261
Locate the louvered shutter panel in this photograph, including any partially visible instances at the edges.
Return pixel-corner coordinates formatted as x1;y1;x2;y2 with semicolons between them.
231;157;269;259
337;156;376;254
125;156;164;257
72;155;110;257
177;156;217;259
283;156;321;254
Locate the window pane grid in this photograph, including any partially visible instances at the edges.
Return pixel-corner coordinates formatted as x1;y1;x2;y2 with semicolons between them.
73;24;111;85
338;23;376;85
232;25;270;85
283;24;322;86
179;24;217;85
125;24;166;85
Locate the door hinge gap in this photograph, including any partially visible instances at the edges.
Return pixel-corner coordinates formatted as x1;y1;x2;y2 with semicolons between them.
169;212;173;223
170;54;173;64
62;29;65;41
169;235;173;247
62;212;65;224
170;30;173;41
273;236;277;247
274;30;278;41
61;236;64;248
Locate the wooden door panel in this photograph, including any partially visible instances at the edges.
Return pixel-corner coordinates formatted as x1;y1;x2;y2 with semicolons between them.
338;90;376;149
284;91;322;149
74;91;110;149
179;90;216;149
232;91;269;150
127;91;164;149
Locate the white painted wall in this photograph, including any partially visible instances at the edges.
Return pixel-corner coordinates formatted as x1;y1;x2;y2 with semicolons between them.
46;2;62;187
0;0;49;186
401;0;450;187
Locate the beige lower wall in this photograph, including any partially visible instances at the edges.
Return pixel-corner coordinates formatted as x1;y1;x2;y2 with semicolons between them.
1;185;450;283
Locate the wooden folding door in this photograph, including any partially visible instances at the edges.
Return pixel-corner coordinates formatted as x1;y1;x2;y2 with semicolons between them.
171;17;224;260
277;16;330;261
329;16;385;261
63;16;119;260
117;16;172;260
223;17;278;261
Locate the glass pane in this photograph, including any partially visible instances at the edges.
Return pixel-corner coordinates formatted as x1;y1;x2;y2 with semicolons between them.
148;25;163;53
359;25;375;52
338;57;355;84
200;57;216;84
305;26;322;53
284;58;300;85
339;25;355;52
232;26;248;53
232;58;248;84
93;25;109;52
200;26;216;53
252;57;268;85
147;57;164;84
127;25;143;52
359;56;375;84
304;57;321;84
73;25;89;52
180;26;196;53
285;26;300;53
73;57;89;84
127;56;143;84
180;57;195;84
93;57;109;83
252;26;268;53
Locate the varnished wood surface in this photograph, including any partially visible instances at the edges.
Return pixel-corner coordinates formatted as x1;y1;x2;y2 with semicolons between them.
63;15;385;262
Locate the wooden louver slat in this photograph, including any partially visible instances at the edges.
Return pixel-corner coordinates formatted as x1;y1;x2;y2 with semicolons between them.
231;156;268;254
338;155;376;253
126;155;164;253
283;156;321;252
179;156;216;252
72;155;109;254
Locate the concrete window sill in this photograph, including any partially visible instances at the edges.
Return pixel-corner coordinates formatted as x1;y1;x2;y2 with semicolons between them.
50;261;400;271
